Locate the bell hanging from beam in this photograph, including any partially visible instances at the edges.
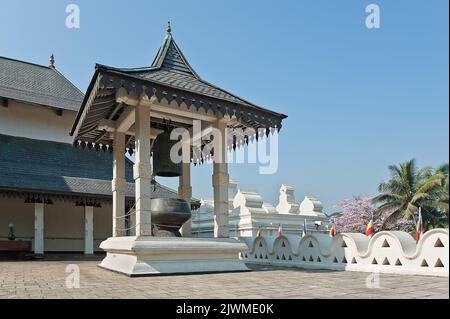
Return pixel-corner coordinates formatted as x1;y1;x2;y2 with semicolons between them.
152;131;182;177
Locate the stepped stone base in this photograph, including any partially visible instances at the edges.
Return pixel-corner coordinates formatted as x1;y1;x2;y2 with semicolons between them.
99;236;249;276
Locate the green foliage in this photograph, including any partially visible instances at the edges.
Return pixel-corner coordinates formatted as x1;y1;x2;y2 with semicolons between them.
372;159;449;229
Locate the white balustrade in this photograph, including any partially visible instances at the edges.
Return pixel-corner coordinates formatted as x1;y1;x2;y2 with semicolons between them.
240;229;449;277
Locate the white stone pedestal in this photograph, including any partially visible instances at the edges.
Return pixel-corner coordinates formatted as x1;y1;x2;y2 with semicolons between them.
99;236;249;276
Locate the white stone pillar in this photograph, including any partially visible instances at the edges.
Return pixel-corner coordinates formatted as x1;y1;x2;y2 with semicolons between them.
212;120;230;238
34;203;44;255
179;162;193;237
84;206;94;254
112;131;126;237
134;104;152;236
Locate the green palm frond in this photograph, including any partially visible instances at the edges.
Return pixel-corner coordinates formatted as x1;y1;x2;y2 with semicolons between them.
375;201;403;216
411;192;430;204
374;160;448;229
382;209;405;226
405;203;418;220
435;163;449;176
372;193;404;204
417;173;443;194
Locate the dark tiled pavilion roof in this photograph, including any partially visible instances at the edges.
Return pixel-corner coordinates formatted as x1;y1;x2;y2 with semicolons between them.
0;56;84;111
100;33;255;108
0;134;193;204
71;26;287;149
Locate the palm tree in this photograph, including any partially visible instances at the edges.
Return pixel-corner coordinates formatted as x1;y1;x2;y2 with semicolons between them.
431;164;449;227
435;164;449;216
372;159;444;228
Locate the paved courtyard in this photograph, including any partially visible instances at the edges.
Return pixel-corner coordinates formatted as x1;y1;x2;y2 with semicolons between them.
0;256;448;299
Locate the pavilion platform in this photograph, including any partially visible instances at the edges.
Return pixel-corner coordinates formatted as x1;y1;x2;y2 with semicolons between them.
99;236;249;276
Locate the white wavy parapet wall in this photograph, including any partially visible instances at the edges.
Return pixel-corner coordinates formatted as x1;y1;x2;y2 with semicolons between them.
239;229;449;277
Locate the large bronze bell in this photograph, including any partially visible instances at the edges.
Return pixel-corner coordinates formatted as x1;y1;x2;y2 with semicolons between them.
152;131;182;177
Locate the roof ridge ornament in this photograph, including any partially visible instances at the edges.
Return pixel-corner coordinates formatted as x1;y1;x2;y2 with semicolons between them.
166;21;172;35
49;54;55;68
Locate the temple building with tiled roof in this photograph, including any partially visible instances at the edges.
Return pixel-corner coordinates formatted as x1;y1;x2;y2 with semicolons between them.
1;24;286;268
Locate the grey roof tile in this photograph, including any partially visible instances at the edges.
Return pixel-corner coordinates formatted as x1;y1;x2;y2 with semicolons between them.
71;31;286;147
99;33;257;108
0;134;188;200
0;56;84;111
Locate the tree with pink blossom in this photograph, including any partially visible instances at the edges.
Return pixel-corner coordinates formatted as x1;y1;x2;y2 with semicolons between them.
331;195;414;234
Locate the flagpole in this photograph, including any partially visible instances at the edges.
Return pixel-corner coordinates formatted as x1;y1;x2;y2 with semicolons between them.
417;206;422;227
416;206;423;243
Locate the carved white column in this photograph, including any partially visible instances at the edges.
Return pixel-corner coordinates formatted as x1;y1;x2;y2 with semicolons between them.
84;206;94;254
212;120;229;238
34;203;44;255
179;162;193;237
228;179;238;209
134;104;152;236
112;131;126;237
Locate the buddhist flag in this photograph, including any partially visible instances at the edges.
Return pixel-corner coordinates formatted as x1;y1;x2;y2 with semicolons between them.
277;225;283;237
329;223;336;238
416;207;424;242
365;214;374;238
303;219;308;235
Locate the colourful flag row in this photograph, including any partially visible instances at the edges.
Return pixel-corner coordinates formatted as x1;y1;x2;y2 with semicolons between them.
258;208;424;241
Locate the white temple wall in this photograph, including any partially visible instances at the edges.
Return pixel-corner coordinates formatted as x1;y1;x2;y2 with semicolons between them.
192;183;331;238
0;197;112;252
192;209;329;238
0;100;76;143
240;229;449;277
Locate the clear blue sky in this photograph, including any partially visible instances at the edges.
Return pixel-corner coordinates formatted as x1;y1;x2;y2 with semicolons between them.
1;0;448;212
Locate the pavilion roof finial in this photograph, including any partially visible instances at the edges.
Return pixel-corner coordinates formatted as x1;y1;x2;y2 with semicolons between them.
166;21;172;35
